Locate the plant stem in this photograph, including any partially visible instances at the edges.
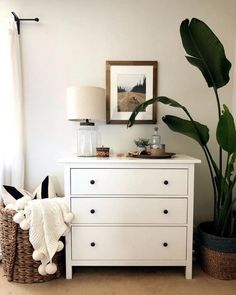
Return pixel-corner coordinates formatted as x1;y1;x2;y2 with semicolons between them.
182;107;218;222
230;174;236;191
202;147;218;223
217;153;230;235
220;197;236;236
221;153;230;205
213;87;223;206
213;88;222;119
204;145;219;178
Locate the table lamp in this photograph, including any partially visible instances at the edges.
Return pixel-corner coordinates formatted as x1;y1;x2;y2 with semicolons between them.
67;86;106;157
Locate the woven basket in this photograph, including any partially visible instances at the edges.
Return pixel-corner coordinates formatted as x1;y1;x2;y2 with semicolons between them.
0;203;64;283
199;221;236;280
200;245;236;280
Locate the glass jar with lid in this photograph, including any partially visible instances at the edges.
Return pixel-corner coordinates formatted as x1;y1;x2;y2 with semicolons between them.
150;126;161;149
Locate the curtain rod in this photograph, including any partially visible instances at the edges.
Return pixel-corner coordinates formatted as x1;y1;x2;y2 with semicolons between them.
11;11;39;35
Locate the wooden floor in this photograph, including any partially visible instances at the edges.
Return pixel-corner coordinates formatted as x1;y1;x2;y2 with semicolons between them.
0;263;236;295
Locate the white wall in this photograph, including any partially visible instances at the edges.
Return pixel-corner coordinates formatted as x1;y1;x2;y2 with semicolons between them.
0;0;236;224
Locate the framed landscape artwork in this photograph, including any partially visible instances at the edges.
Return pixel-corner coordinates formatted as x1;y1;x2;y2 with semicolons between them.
106;61;157;124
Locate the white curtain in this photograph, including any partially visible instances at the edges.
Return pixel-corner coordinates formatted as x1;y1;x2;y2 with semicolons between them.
0;19;25;260
0;19;24;189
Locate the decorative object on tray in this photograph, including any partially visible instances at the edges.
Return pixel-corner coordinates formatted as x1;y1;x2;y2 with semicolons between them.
134;137;149;155
130;126;174;158
150;144;166;156
149;126;165;156
96;146;110;157
106;61;157;124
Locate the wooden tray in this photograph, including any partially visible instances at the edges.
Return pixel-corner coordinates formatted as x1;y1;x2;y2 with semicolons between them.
130;152;176;159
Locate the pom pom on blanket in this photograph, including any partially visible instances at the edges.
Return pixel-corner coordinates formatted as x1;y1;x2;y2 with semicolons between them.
20;219;30;230
33;250;45;261
38;264;47;276
45;262;57;275
13;212;25;224
57;241;64;252
64;212;74;224
15;195;31;210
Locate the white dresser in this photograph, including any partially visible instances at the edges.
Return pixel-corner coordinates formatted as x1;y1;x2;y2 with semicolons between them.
60;155;200;279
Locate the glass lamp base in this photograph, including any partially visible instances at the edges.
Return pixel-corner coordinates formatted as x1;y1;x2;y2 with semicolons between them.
77;125;97;157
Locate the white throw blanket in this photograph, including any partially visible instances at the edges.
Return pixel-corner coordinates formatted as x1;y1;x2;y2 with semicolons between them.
14;198;73;275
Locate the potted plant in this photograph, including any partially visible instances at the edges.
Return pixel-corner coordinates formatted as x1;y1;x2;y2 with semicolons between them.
127;18;236;279
134;137;150;154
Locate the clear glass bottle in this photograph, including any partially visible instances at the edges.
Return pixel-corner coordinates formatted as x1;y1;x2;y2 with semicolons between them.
150;126;161;149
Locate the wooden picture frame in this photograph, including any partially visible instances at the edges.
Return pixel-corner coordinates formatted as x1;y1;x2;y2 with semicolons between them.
106;60;157;124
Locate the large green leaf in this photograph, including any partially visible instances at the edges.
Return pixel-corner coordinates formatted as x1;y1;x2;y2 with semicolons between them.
180;18;231;89
127;96;184;128
216;105;236;153
157;97;183;108
127;97;157;128
162;115;209;145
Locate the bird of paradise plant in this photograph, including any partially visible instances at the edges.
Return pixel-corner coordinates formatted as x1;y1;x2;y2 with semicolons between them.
128;18;236;237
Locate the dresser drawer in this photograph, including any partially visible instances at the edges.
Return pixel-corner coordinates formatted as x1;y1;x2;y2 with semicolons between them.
71;198;187;224
70;169;188;195
71;226;186;260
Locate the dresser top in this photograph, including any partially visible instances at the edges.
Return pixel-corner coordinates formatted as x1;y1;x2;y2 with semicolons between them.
59;154;201;164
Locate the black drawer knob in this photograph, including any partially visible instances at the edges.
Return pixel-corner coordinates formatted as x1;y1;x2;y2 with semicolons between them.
163;209;169;214
90;180;95;185
164;180;169;185
163;242;168;247
90;242;96;247
90;209;95;214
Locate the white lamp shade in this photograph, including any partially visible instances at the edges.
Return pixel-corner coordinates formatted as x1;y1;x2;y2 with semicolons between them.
67;86;106;121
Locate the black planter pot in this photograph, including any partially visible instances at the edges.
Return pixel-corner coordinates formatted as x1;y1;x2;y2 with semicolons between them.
198;221;236;280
